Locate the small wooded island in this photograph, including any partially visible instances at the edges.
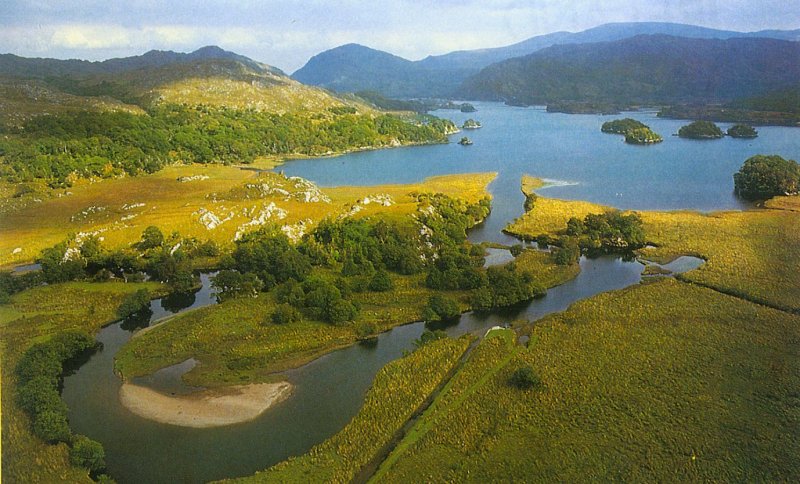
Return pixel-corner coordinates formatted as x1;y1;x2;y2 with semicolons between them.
727;124;759;138
462;119;482;129
678;120;724;139
601;118;663;144
458;136;473;145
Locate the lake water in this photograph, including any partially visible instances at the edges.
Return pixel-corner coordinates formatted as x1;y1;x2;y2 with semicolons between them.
61;103;797;483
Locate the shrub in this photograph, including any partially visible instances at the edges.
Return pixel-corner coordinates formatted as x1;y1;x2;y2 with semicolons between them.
422;294;460;321
326;299;359;325
509;365;542;390
510;244;524;257
733;154;800;200
116;288;151;319
70;435;106;472
368;270;393;292
354;321;378;339
33;409;71;442
270;304;301;325
414;329;448;348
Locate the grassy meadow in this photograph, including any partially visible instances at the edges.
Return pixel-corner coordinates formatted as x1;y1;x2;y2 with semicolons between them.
371;278;800;481
0;281;164;483
0;164;496;268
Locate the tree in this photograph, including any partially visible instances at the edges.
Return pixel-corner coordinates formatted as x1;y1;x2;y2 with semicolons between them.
422;295;460;321
138;226;164;250
270;304;301;325
117;289;151;319
33;409;71;442
326;299;358;325
509;365;542;390
733;154;800;200
368;269;393;292
212;270;262;300
70;435;106;472
414;329;448;348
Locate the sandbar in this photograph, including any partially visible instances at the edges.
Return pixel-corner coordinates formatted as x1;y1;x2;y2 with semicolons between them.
120;381;292;428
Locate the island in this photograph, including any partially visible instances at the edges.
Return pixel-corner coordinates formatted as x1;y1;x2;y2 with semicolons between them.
601;118;663;144
677;120;724;139
624;127;663;144
733;154;799;200
601;118;648;134
462;119;482;129
458;136;473;145
459;103;477;113
727;124;759;138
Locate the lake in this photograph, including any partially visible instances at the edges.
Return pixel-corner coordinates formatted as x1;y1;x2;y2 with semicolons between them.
62;103;797;482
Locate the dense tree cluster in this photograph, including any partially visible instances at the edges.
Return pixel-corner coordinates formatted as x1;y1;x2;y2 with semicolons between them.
727;124;758;138
15;332;97;442
0;105;454;186
550;211;646;264
469;264;546;310
734;154;800;200
601;118;648;134
624;127;663;144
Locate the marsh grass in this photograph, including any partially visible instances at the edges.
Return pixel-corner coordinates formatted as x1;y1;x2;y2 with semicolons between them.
375;279;800;482
505;177;800;312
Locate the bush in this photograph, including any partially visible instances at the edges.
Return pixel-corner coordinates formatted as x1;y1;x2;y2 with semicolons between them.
414;329;448;348
509;365;542;390
368;270;393;292
354;321;378;339
326;299;359;325
33;409;71;442
116;288;151;319
212;270;263;300
70;435;106;472
422;294;460;321
733;154;800;200
270;304;301;325
510;244;524;257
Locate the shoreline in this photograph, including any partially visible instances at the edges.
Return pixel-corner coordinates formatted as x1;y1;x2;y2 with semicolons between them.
119;381;293;428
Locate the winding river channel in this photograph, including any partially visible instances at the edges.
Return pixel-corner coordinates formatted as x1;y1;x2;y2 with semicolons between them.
62;103;799;483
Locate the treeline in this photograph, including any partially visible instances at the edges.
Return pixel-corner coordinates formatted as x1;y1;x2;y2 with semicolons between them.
0;104;455;186
15;331;109;477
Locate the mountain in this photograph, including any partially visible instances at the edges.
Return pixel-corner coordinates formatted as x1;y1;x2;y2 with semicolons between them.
292;22;800;98
0;47;370;125
292;44;467;98
0;45;280;79
457;35;800;106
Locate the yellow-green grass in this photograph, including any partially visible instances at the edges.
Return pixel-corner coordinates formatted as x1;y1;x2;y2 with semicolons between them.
373;328;518;482
506;177;800;312
1;280;164;483
0;164;496;268
115;273;475;387
225;336;471;483
511;249;581;288
374;278;800;482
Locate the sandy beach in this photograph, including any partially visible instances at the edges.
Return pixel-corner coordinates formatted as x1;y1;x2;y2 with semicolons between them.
119;381;293;428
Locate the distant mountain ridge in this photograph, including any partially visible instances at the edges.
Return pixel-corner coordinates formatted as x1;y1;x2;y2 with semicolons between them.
457;35;800;106
0;46;283;79
292;22;800;98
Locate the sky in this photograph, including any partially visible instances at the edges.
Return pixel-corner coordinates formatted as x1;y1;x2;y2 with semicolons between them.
2;0;799;73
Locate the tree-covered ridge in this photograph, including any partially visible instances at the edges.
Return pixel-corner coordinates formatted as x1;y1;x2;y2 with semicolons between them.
678;120;724;139
734;154;800;200
0;105;454;186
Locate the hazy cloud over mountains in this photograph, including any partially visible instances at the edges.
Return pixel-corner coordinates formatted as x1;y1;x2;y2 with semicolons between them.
2;0;799;72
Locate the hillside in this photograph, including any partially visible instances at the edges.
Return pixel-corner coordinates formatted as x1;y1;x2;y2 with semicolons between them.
458;35;800;105
291;22;800;98
0;47;368;123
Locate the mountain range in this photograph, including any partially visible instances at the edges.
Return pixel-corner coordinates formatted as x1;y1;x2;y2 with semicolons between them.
292;22;800;98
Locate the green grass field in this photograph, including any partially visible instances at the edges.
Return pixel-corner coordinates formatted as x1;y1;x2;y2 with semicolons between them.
372;279;800;482
1;281;164;483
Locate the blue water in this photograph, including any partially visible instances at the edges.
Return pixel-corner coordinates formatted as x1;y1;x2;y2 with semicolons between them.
280;102;799;244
